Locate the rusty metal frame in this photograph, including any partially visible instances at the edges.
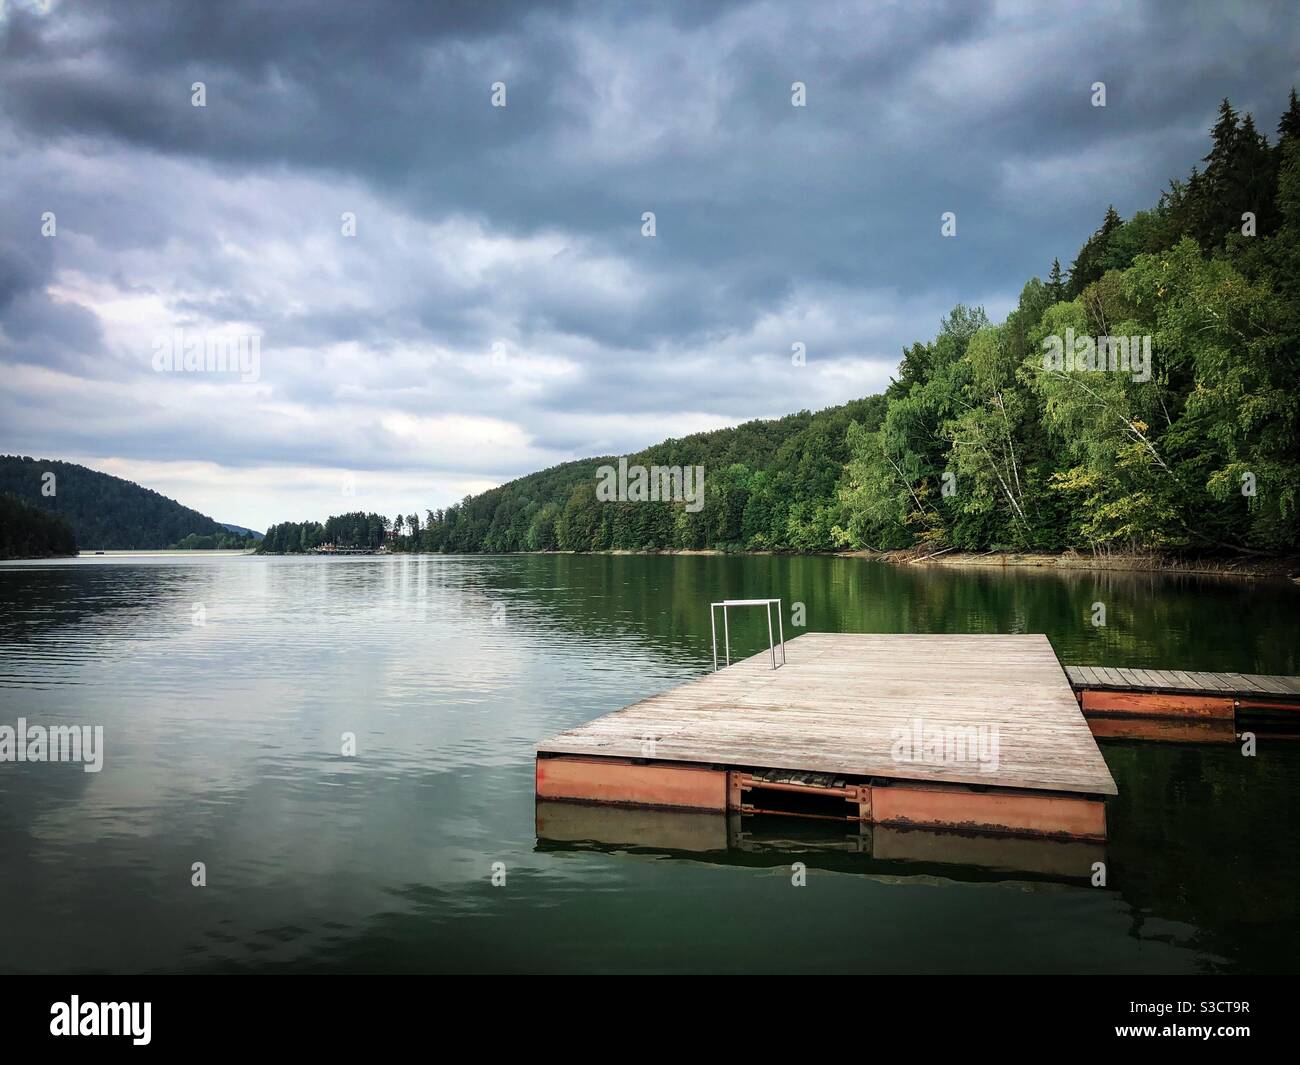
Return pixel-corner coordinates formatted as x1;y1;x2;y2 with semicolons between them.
869;781;1107;841
1237;698;1300;714
536;754;728;811
1080;689;1235;719
732;771;870;821
536;755;1108;841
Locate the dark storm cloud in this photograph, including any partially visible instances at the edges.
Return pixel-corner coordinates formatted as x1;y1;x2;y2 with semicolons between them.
1;0;1298;524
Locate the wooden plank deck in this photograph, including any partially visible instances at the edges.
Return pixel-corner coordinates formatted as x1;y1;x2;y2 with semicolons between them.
1064;666;1300;700
538;633;1117;797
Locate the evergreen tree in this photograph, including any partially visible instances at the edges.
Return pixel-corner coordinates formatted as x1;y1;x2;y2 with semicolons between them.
1067;205;1123;297
1046;258;1066;303
1276;87;1300;149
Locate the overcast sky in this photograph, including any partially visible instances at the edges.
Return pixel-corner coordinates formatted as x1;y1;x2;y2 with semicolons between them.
2;0;1298;530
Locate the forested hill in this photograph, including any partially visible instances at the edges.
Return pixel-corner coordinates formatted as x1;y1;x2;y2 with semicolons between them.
0;494;77;559
831;93;1300;557
267;91;1300;558
0;456;230;550
259;397;886;553
429;398;886;552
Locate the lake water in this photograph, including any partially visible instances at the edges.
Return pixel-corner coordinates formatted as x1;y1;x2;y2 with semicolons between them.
1;552;1298;974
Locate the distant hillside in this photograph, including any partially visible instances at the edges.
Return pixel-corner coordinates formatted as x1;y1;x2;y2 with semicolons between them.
260;397;888;553
0;456;229;550
220;522;264;541
0;494;78;559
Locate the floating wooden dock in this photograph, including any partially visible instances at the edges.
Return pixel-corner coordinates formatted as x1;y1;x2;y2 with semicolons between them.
1065;665;1300;715
1065;665;1300;743
536;633;1118;841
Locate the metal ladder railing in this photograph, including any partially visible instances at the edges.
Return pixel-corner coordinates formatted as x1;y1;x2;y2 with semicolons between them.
710;598;786;671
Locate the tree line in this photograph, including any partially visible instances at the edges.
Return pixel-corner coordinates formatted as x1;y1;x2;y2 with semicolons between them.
838;94;1300;555
260;512;391;553
262;93;1300;558
168;530;259;550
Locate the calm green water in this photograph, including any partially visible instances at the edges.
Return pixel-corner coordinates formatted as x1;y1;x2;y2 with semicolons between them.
1;553;1298;974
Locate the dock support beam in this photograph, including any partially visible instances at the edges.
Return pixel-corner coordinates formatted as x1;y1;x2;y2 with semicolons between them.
1080;690;1234;719
536;755;1107;841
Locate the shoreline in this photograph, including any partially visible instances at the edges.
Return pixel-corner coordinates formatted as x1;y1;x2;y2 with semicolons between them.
848;548;1300;581
245;546;1300;580
517;546;1299;579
